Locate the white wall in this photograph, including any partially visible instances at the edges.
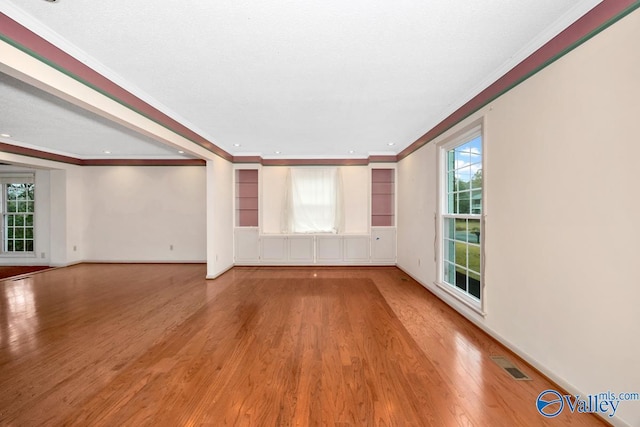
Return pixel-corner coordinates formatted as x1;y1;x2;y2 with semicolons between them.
206;156;234;278
82;166;206;262
49;168;68;266
261;165;369;234
398;10;640;427
64;166;86;264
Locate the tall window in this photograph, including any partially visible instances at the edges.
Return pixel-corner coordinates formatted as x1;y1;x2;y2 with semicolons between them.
283;168;342;233
1;175;35;253
439;127;483;307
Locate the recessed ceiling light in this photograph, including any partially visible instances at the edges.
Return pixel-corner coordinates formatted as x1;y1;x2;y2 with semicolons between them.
0;133;11;138
103;150;111;154
178;150;185;154
387;142;396;146
233;143;241;147
275;151;281;154
349;150;355;154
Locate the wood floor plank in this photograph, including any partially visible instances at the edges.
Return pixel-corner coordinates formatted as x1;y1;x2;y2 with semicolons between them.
0;265;607;426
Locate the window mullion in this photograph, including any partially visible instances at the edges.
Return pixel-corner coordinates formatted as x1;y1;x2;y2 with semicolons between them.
438;128;483;307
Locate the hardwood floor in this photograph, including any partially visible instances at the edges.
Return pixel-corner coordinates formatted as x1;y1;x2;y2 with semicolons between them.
0;264;606;426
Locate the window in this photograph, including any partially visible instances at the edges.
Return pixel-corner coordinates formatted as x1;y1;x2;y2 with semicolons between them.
283;168;342;233
1;175;35;253
438;127;483;308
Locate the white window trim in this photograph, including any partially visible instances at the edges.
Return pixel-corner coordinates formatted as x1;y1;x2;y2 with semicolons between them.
434;122;486;316
0;174;36;255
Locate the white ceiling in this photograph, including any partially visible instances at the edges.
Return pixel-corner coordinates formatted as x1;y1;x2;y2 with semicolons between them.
0;0;601;160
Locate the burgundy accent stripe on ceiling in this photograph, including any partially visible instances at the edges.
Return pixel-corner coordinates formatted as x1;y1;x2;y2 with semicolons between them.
397;0;640;160
0;142;83;165
0;142;205;166
82;159;205;166
233;156;264;164
368;155;398;163
0;13;232;162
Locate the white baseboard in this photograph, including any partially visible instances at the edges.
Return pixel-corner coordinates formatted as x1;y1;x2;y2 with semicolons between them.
206;263;234;280
396;264;626;427
49;261;82;268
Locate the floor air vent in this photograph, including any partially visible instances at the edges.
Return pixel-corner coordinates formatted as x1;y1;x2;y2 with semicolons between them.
490;356;531;380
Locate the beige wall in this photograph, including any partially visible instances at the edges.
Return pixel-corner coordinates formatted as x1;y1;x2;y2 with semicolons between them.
260;166;286;233
398;10;640;427
82;166;207;262
397;143;436;278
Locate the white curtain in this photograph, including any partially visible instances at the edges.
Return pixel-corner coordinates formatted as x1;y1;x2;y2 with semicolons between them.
282;168;343;233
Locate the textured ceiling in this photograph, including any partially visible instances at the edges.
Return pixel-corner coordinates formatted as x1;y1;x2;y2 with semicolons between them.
0;0;601;160
0;72;195;159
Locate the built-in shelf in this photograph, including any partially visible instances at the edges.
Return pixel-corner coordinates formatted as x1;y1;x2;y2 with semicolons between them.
371;168;395;226
235;169;259;227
